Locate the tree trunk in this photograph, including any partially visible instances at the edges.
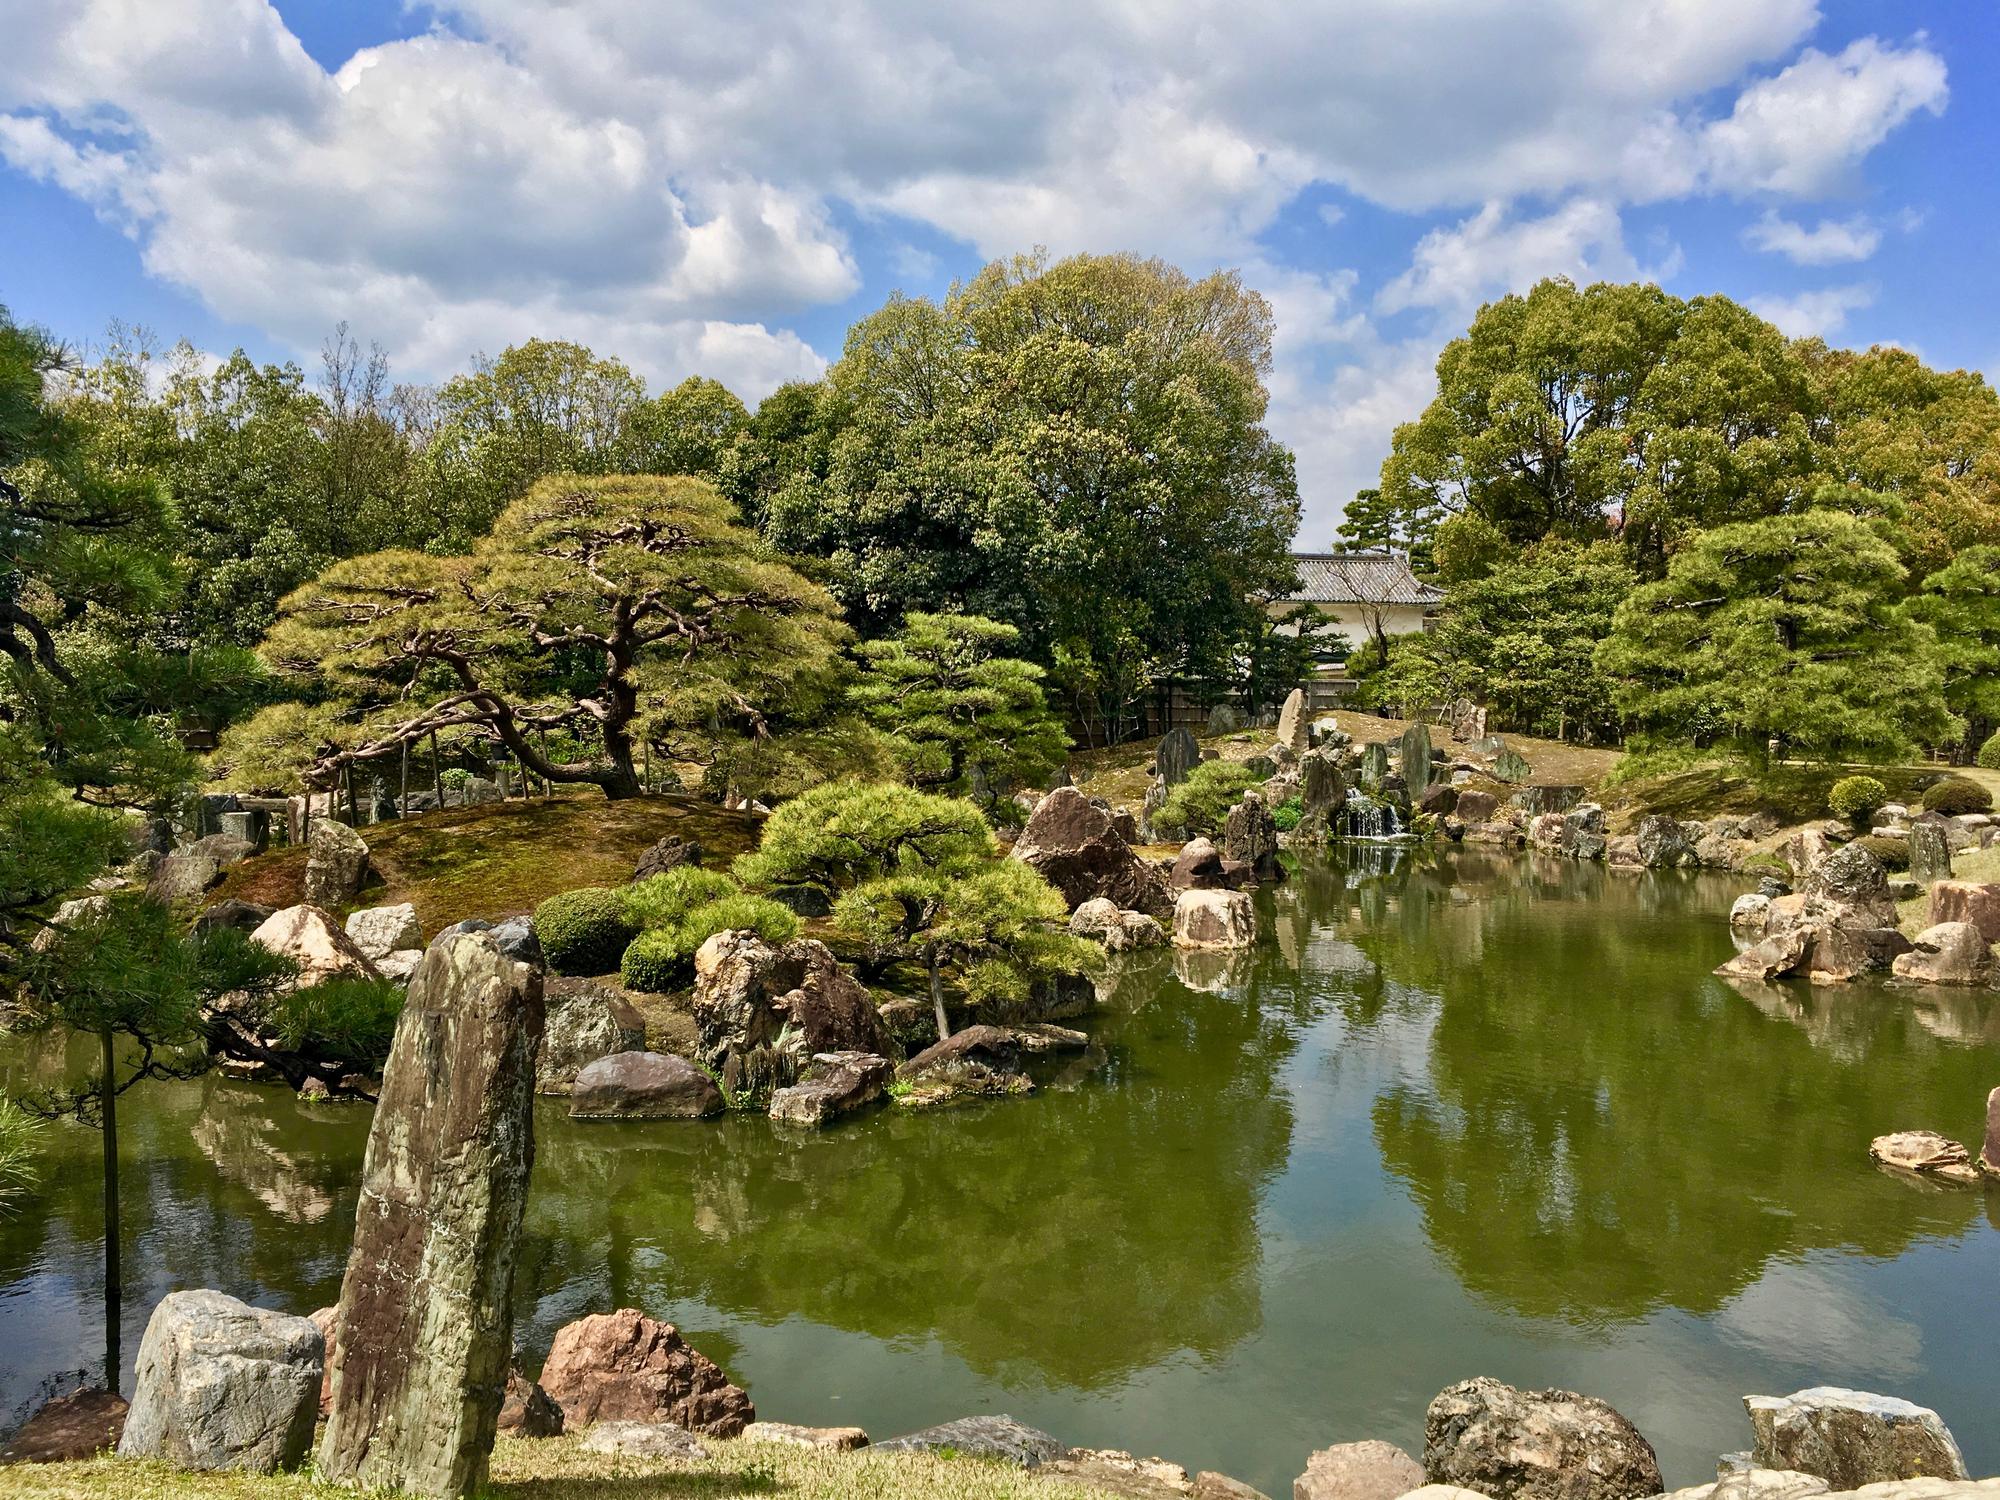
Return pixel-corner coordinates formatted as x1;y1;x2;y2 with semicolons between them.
399;741;409;818
926;946;950;1045
100;1028;121;1394
430;729;445;808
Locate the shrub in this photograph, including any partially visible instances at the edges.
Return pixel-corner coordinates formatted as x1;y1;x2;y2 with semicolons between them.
1271;796;1303;833
622;866;739;930
1827;775;1888;825
0;1100;40;1215
1156;760;1266;836
1979;729;2000;771
439;767;473;790
273;976;406;1071
619;895;801;992
733;781;993;894
531;886;639;976
1920;775;1993;816
1853;834;1911;872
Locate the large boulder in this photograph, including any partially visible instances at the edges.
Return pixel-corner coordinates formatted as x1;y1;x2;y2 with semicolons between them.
633;834;702;881
876;1414;1067;1467
318;928;544;1497
147;850;223;904
578;1421;711;1461
1984;1085;2000;1177
303;818;370;908
1890;923;1993;985
1744;1389;1967;1490
1560;803;1607;862
1926;882;2000;943
1;1389;129;1463
743;1421;870;1451
1300;750;1347;824
1170;836;1233;893
344;902;421;960
1455;790;1500;824
1424;1377;1662;1500
250;904;382;986
1156;727;1202;788
1400;722;1435;803
1068;897;1168;952
1867;1131;1982;1185
537;978;648;1094
1636;815;1698;869
119;1290;322;1473
1013;788;1173;918
1907;820;1953;884
570;1051;724;1120
193;897;274;937
537;1308;754;1437
1222;793;1283;882
896;1025;1032;1104
1276;689;1309;754
768;1050;893;1128
1294;1438;1426;1500
1173;889;1257;949
497;1371;565;1439
1800;844;1895;926
692;933;890;1101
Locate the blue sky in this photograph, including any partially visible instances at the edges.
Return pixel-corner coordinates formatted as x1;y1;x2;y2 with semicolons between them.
2;0;1994;536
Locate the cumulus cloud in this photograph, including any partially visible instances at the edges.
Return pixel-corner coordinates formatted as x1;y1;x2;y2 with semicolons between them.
1744;211;1883;265
1376;199;1677;316
1747;283;1877;339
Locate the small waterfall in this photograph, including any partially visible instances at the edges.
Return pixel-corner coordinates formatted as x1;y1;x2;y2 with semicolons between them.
1337;787;1404;841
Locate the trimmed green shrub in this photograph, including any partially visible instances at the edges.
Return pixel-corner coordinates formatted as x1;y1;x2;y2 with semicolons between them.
1827;775;1888;825
1853;834;1911;872
1920;775;1993;816
531;886;639;976
274;976;406;1071
439;767;473;790
1156;760;1266;836
1271;796;1303;833
623;866;739;930
619;895;801;992
1979;729;2000;771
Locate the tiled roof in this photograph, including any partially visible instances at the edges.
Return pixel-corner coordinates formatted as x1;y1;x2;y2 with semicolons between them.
1285;552;1445;607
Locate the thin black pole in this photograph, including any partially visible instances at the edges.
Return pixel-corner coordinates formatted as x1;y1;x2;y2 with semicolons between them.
431;730;445;809
100;1028;120;1393
399;741;409;817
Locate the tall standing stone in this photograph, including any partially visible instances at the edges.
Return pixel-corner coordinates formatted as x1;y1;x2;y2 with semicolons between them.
1982;1085;1999;1176
1357;742;1389;789
318;930;544;1498
1276;689;1309;754
304;818;370;908
1155;727;1201;788
1399;721;1434;803
1906;819;1952;885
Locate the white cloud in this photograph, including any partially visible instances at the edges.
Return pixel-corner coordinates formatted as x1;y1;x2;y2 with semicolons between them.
1376;199;1675;315
1747;283;1876;339
1744;211;1883;265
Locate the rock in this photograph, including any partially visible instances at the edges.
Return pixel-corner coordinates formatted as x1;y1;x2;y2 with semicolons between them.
1222;793;1283;881
1450;699;1489;742
216;809;268;849
344;902;422;960
1715;926;1813;981
1985;1085;2000;1176
767;884;833;918
1157;727;1203;788
1401;1488;1499;1500
1730;894;1773;935
1420;782;1461;818
1807;924;1911;985
1455;790;1499;824
768;1051;893;1128
538;1308;754;1437
437;915;543;966
303;818;370;908
1069;897;1169;952
1688;1469;1831;1500
1050;1448;1194;1497
1301;751;1349;823
1357;743;1390;788
307;1306;338;1415
1400;722;1435;803
1200;1474;1275;1500
1637;815;1697;869
900;1024;1022;1079
376;949;424;985
118;1290;322;1473
743;1421;869;1450
692;933;890;1101
1560;803;1607;862
570;1051;724;1120
633;835;703;881
318;928;544;1497
187;832;259;867
1423;1376;1662;1500
0;1389;129;1463
1294;1438;1426;1500
1890;924;1993;986
1109;807;1141;843
1926;882;2000;943
1016;787;1175;918
1489;748;1532;784
497;1371;565;1438
875;997;936;1049
1174;888;1257;949
193;897;274;937
876;1414;1066;1467
250;904;382;985
577;1421;711;1461
1907;821;1953;884
1801;844;1892;917
147;850;223;904
1207;705;1243;734
1170;836;1234;892
1276;689;1309;754
538;978;648;1094
1744;1389;1967;1489
1868;1132;1982;1185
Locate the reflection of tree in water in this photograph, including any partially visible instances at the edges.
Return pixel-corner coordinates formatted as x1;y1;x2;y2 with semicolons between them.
1343;848;1998;1324
515;967;1301;1388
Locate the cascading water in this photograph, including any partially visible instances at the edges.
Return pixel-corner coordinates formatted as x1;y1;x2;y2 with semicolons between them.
1337;786;1404;840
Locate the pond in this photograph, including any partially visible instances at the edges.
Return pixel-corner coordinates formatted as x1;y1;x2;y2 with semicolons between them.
4;847;1997;1498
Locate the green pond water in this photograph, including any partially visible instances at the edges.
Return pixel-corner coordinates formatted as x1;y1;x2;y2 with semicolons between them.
3;846;1997;1497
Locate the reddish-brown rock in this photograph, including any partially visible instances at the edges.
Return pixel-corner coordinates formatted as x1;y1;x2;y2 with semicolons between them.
1012;787;1173;919
1928;881;2000;943
693;933;889;1101
497;1371;564;1438
0;1389;128;1464
537;1308;754;1437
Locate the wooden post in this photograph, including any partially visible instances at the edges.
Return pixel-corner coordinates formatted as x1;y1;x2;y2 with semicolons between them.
399;741;409;818
642;738;651;797
431;730;445;808
345;761;360;826
544;730;556;798
100;1027;121;1394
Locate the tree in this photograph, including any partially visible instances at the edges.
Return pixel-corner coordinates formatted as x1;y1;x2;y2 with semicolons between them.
754;252;1301;737
850;612;1068;806
225;474;847;800
1336;487;1441;570
732;780;993;896
1906;544;2000;758
618;375;749;479
1596;507;1956;763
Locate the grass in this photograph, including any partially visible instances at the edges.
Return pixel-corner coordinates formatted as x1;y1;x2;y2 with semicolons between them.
1606;760;1942;827
1895;840;2000;938
208;794;761;932
0;1435;1114;1499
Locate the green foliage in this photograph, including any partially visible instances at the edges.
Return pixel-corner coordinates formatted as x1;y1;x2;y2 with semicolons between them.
619;894;801;992
531;886;639;976
439;767;474;790
1828;775;1889;824
851;612;1068;804
616;375;750;479
622;866;741;930
270;975;404;1073
1598;508;1957;763
1920;776;1992;816
0;1099;40;1214
1337;486;1440;570
1156;760;1264;837
1979;728;2000;770
734;781;994;896
1906;545;2000;754
1853;834;1911;872
1271;796;1303;833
